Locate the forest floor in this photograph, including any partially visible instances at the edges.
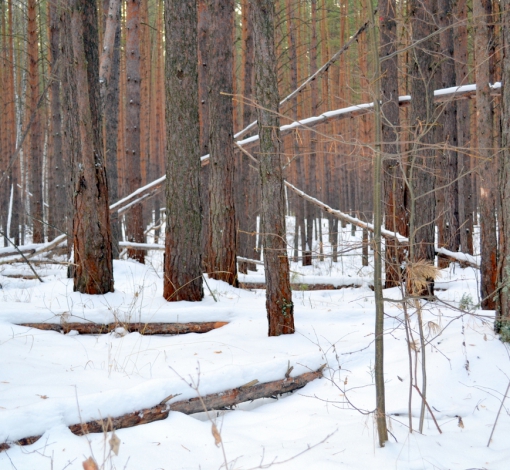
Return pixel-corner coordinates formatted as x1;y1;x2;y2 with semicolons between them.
1;221;509;469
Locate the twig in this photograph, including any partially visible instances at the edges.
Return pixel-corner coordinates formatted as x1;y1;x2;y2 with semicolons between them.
487;379;510;447
412;384;442;434
0;230;43;283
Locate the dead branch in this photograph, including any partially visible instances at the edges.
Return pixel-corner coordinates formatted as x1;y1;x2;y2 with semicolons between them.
0;366;324;451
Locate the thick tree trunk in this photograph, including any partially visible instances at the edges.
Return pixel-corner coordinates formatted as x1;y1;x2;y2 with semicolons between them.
498;0;510;330
164;0;203;302
408;0;437;274
252;0;294;336
475;0;498;310
206;0;238;286
125;0;145;263
67;0;114;295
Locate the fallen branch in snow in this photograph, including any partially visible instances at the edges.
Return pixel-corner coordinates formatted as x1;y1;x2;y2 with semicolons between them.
0;234;67;265
0;230;43;282
111;83;502;214
0;247;36;259
435;247;479;269
284;181;408;243
239;282;361;291
0;366;324;451
18;321;228;335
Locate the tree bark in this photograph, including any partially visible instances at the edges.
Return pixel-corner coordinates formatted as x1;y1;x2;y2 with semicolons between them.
164;0;203;302
498;0;510;330
125;0;145;263
454;0;473;254
205;0;238;286
47;0;64;242
252;0;294;336
62;0;113;294
380;0;405;287
18;321;228;335
408;0;437;274
101;0;121;259
27;0;43;243
475;0;497;310
437;0;460;267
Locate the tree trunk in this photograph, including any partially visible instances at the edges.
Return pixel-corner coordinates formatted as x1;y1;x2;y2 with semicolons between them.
164;0;203;302
101;0;122;259
252;0;294;336
63;0;114;295
27;0;43;243
454;0;473;254
408;0;437;275
206;0;238;286
437;0;460;267
380;0;404;286
47;0;64;242
498;0;510;331
475;0;498;310
125;0;145;263
197;0;210;271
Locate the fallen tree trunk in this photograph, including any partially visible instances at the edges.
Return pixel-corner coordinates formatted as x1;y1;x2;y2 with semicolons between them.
0;366;324;451
239;282;361;291
18;321;228;335
111;82;502;215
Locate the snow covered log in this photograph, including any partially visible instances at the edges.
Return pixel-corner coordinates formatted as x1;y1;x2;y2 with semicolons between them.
18;321;228;335
239;282;361;290
0;366;324;451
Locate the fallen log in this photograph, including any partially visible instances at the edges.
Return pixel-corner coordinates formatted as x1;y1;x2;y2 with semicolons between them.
0;248;35;259
18;321;228;335
0;366;324;451
239;282;361;291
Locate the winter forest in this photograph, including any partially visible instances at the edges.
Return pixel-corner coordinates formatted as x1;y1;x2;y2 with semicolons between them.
1;0;510;468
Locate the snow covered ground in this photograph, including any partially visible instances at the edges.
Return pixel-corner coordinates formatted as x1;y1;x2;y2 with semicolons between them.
1;222;509;469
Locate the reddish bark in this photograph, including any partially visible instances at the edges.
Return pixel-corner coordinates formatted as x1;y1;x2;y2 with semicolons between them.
125;0;145;263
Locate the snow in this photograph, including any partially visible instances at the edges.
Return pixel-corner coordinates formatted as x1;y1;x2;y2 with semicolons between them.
1;223;510;470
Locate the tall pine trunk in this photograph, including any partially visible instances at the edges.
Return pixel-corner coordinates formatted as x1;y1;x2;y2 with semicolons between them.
27;0;43;243
206;0;238;286
125;0;145;263
252;0;294;336
163;0;203;302
475;0;498;310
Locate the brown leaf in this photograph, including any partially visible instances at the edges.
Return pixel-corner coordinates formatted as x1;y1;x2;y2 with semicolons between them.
109;432;120;456
211;423;221;447
82;457;98;470
458;417;464;429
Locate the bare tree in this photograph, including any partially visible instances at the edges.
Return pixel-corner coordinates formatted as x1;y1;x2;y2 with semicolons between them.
498;0;510;332
63;0;114;294
475;0;498;310
205;0;238;286
163;0;203;302
252;0;294;336
125;0;145;263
